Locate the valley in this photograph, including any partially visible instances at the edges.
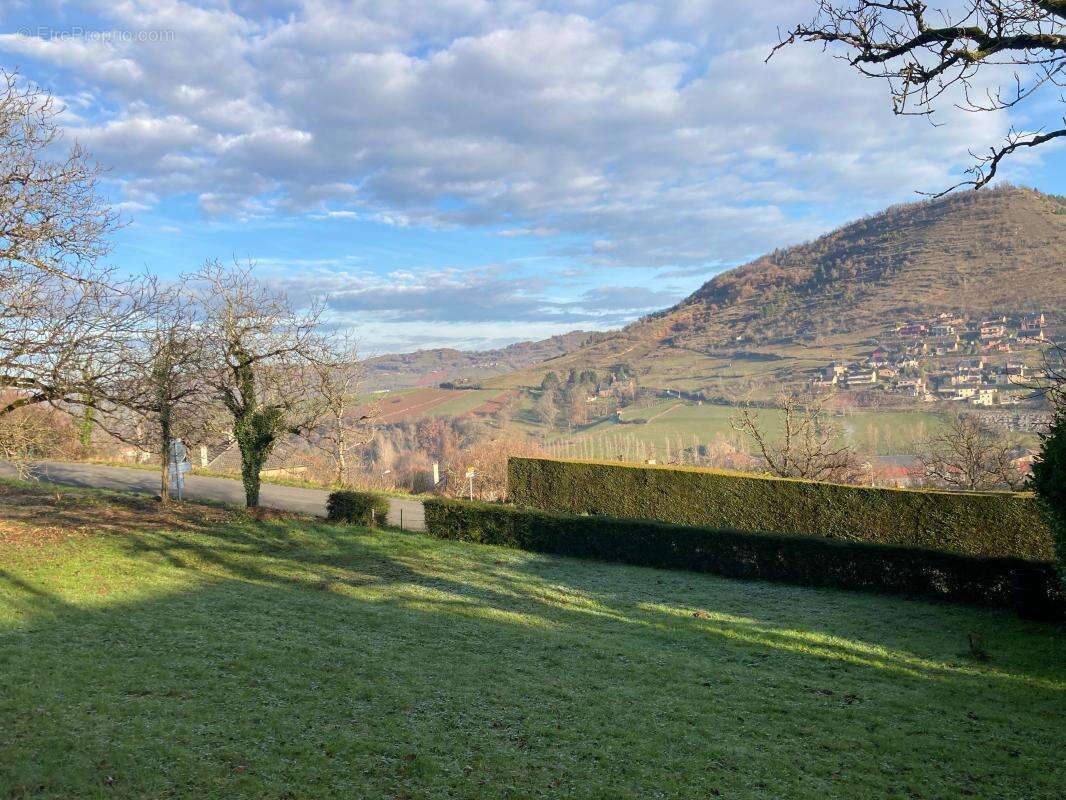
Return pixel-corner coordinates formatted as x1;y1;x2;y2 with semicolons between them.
352;187;1061;486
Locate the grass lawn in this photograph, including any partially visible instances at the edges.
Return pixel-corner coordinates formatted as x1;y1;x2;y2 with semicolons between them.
1;481;1064;799
424;389;504;419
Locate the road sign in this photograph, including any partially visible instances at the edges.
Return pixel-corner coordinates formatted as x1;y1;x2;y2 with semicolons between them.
168;438;190;500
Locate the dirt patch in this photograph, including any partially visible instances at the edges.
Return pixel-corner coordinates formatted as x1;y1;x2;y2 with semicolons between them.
372;388;463;423
471;390;517;418
245;506;303;523
0;481;243;548
0;519;93;549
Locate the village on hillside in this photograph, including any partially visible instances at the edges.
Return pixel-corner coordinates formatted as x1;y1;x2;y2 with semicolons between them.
813;311;1056;419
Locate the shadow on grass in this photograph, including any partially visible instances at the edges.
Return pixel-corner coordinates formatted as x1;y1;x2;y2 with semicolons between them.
2;505;1065;798
17;501;1063;690
3;476;1065;689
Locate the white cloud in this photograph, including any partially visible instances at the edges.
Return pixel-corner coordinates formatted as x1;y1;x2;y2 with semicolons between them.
262;261;681;325
0;0;1047;272
69;113;205;167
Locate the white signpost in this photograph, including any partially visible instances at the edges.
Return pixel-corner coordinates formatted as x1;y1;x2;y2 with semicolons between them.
168;438;191;501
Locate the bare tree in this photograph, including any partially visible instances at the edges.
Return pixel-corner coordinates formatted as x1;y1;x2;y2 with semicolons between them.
566;390;588;428
771;1;1066;193
0;397;77;477
732;394;864;482
192;261;325;508
916;413;1024;490
0;70;115;281
0;276;155;416
0;69;154;432
308;332;377;485
1028;339;1066;409
107;280;213;503
443;432;548;501
534;389;557;425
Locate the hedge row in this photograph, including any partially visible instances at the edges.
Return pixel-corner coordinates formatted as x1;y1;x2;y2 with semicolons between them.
423;497;1062;616
508;457;1054;561
326;490;389;527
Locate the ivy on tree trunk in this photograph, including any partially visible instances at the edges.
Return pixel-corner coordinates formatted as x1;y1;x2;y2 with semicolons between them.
226;349;287;509
234;406;284;508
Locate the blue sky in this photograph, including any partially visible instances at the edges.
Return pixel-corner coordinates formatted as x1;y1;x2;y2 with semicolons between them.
2;1;1063;354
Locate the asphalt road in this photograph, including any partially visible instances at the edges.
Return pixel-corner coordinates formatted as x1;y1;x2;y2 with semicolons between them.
0;460;426;531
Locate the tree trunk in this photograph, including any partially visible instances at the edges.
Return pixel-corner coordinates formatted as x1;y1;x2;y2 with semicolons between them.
334;414;347;486
241;454;262;507
159;411;172;505
227;360;284;509
235;421;269;508
79;404;95;449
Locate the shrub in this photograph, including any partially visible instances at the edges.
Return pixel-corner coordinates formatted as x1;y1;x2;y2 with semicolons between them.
508;457;1053;561
326;490;389;527
1031;408;1066;587
423;497;1062;614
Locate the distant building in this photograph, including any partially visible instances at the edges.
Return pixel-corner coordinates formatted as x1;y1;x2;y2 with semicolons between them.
1019;313;1047;341
206;436;308;478
870;455;921;488
846;370;878;386
1011;449;1040;478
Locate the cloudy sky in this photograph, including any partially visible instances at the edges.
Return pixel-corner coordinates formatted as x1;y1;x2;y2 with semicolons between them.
2;1;1063;353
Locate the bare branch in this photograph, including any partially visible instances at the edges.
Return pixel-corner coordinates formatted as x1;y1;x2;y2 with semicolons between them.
305;332;379;486
915;413;1026;490
0;68;153;434
928;124;1066;195
731;393;865;482
189;260;329;507
772;1;1066;193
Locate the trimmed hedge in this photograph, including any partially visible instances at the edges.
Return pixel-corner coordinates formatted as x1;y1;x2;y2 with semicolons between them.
424;497;1062;615
508;457;1053;561
326;490;389;527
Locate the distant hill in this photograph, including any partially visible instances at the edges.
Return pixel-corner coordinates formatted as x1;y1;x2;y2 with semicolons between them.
486;185;1065;397
663;184;1065;345
362;330;602;391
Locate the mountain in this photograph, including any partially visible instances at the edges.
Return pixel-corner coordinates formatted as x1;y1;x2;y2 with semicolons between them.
362;330;602;391
486;185;1066;397
665;184;1065;344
